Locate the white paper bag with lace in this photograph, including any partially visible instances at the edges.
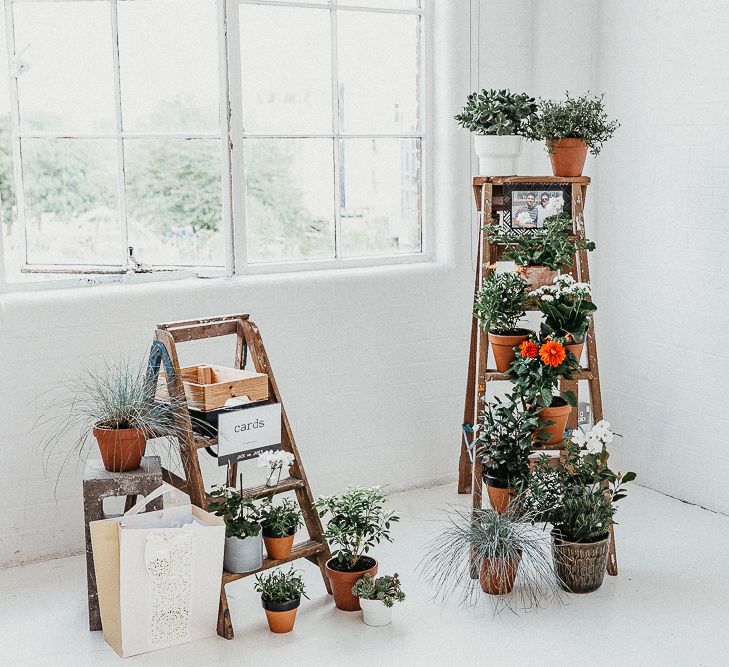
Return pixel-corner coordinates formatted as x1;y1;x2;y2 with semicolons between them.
90;483;225;658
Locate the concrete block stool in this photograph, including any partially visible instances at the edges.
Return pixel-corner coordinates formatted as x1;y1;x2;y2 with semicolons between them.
82;456;163;631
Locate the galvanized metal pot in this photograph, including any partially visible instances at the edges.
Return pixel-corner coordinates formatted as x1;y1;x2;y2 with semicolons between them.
224;534;263;573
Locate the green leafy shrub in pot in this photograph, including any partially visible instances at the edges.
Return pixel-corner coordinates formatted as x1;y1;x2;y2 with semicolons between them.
260;497;303;560
254;567;308;633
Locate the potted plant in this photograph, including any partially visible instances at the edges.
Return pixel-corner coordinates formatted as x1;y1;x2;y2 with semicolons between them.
527;433;635;593
420;503;561;610
488;213;595;289
260;498;302;560
533;92;620;177
254;567;308;633
210;480;264;573
352;573;405;626
257;449;296;487
313;486;400;611
530;274;597;360
475;393;541;513
474;271;532;372
508;335;581;446
39;358;188;473
455;88;537;175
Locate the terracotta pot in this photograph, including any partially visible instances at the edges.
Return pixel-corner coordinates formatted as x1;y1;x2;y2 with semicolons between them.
516;265;558;290
325;557;378;611
483;474;514;514
547;138;588;177
564;340;585;363
93;425;146;472
480;551;522;595
488;328;532;373
262;597;300;633
263;529;296;560
538;399;572;446
552;531;610;593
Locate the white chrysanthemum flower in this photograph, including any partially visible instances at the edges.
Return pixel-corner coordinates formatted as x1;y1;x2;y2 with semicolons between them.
571;429;587;446
541;294;555;302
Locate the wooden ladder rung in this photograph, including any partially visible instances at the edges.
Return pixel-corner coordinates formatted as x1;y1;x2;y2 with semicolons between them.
237;477;305;499
484;368;594;382
222;539;327;584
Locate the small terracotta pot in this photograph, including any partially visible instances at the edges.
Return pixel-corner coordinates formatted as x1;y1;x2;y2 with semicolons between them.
480;551;522;595
93;425;146;472
483;474;514;514
263;529;296;560
547;138;588;177
516;265;558;290
262;597;300;633
538;399;572;446
488;328;532;373
551;531;610;593
325;557;378;611
564;340;585;363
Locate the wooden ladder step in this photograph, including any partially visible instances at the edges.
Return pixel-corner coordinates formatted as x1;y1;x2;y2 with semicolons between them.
238;477;305;499
222;539;328;584
484;368;594;382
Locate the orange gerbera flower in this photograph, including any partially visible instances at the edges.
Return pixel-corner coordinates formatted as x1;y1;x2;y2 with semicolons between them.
539;340;566;367
519;340;538;359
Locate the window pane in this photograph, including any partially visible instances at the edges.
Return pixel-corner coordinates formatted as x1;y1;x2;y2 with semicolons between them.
340;138;421;257
337;12;419;133
22;139;120;266
244;139;335;263
239;5;332;134
124;139;225;266
13;1;115;133
117;0;220;132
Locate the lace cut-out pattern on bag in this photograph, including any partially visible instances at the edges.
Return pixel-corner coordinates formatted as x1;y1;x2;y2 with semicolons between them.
145;526;195;648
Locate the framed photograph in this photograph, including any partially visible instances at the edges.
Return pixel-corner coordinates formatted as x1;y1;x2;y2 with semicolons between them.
502;182;572;232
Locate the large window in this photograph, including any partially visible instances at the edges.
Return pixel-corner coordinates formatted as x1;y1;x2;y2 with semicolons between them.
0;0;426;284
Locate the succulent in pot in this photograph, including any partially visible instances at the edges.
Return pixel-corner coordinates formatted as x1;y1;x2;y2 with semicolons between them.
455;88;537;175
475;392;542;513
352;573;405;626
254;567;308;633
210;480;264;574
508;335;582;446
533;92;620;176
39;357;189;473
260;498;303;560
488;214;595;289
313;486;399;611
527;432;635;593
420;502;562;610
474;271;532;373
530;274;597;360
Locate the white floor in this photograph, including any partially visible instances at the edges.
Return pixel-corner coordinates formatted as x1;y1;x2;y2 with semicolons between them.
1;483;728;667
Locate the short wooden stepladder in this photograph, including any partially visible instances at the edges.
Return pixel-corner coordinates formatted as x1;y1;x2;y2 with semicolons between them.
148;314;332;639
457;176;618;577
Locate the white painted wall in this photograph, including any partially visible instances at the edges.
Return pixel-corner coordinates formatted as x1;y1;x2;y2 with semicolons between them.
0;2;475;567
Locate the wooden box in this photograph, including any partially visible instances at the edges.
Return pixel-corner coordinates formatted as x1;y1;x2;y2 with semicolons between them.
176;364;269;412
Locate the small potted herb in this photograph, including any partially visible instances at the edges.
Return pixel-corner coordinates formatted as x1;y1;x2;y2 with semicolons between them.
313;486;399;611
488;214;595;289
254;567;308;633
508;335;581;446
474;271;532;372
475;393;541;513
352;573;405;627
530;274;597;360
527;432;635;593
533;92;620;176
260;498;303;560
210;480;264;573
455;88;537;175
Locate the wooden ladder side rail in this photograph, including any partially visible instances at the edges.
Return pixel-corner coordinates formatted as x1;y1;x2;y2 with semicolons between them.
152;314;332;639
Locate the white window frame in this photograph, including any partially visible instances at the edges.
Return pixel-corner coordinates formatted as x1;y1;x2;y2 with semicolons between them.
0;0;432;291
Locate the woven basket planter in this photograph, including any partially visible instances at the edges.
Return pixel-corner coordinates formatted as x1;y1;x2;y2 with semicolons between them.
551;531;610;593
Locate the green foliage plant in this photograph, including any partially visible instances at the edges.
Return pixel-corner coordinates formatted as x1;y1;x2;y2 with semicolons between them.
254;567;308;605
260;498;303;537
455;89;537;136
209;482;263;539
531;274;597;344
313;486;399;571
352;573;406;608
533;92;620;156
474;272;529;335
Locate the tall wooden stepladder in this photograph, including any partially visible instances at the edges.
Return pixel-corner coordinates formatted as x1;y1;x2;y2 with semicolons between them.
457;177;618;577
148;314;332;639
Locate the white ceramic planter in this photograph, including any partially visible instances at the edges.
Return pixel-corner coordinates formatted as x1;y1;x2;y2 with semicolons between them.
224;534;263;573
359;598;393;627
473;134;523;176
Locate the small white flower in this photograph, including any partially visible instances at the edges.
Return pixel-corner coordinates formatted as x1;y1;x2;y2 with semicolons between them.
541;294;555;302
571;429;587;447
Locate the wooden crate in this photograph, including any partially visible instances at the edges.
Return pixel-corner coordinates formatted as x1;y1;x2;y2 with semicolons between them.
176;364;269;412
